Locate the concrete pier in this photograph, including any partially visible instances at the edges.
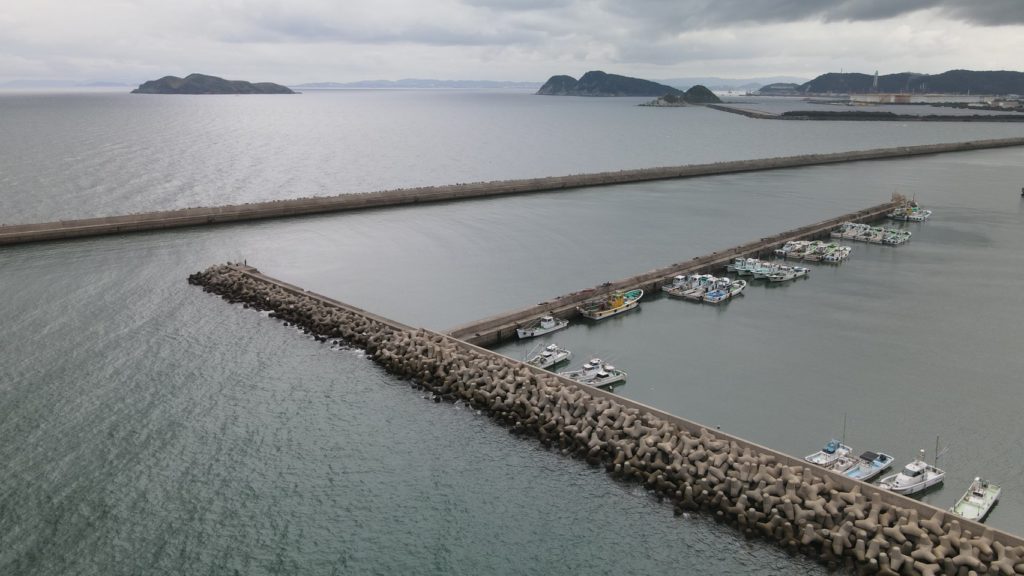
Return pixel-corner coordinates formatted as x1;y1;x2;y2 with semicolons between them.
448;200;898;347
4;137;1024;246
189;262;1024;574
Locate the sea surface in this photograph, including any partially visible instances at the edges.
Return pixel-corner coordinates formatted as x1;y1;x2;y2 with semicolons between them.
2;89;1024;575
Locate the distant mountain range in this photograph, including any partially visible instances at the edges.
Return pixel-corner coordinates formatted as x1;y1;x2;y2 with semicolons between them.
656;76;808;91
293;79;541;90
801;70;1024;95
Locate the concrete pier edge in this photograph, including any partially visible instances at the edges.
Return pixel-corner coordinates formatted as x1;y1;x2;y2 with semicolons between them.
3;137;1024;246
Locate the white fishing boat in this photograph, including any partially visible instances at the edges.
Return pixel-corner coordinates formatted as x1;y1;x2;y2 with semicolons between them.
727;258;758;274
906;209;932;222
577;289;643;320
804;439;853;468
949;477;1000;522
525;343;572;370
767;265;809;283
516;315;569;339
679;275;717;301
750;261;779;280
841;451;895;482
661;274;693;296
703;279;747;304
878;449;946;495
559;358;627;388
775;240;809;259
822;245;852;263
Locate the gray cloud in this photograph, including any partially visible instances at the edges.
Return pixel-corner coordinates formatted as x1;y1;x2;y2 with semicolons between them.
1;0;1023;85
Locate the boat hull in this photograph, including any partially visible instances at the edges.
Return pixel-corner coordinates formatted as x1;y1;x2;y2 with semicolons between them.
879;473;944;495
579;299;639;320
950;480;1001;522
516;320;568;339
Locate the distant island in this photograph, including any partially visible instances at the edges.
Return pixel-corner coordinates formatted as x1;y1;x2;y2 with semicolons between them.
641;85;722;106
537;71;682;97
796;69;1024;95
131;73;294;95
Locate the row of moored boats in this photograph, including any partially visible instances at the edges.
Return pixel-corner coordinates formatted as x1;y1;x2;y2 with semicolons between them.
805;439;1000;522
774;240;853;262
524;344;626;389
831;222;912;245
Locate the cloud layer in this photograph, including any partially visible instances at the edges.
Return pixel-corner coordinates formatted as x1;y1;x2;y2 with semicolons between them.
2;0;1023;84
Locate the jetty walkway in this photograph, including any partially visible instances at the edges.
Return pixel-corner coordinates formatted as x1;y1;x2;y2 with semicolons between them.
448;200;896;346
4;137;1024;246
189;256;1024;574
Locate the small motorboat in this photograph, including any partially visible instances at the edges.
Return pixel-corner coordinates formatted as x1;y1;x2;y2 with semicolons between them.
878;450;945;495
949;477;1000;522
804;438;853;468
525;344;572;370
517;315;569;339
559;358;627;389
841;451;895;482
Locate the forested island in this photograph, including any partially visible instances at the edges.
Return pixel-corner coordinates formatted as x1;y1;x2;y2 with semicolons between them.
537;71;682;97
132;73;295;94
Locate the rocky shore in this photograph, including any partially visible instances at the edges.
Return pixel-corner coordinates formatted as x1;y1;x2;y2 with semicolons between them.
189;262;1024;576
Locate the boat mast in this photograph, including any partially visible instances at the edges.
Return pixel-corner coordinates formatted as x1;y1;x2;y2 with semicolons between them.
841;412;847;446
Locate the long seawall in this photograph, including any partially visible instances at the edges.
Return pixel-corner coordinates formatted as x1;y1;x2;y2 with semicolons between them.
189;262;1024;575
4;137;1024;246
448;200;897;347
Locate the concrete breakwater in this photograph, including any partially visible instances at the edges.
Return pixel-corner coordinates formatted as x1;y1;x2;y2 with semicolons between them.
5;137;1024;246
449;200;897;347
709;105;1024;122
189;262;1024;575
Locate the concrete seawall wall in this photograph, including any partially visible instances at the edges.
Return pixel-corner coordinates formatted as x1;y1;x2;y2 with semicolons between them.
4;137;1024;246
448;201;897;346
189;263;1024;574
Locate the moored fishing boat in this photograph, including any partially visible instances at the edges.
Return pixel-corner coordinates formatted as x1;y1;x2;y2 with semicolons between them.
679;275;717;301
804;438;853;468
823;245;852;263
661;274;693;296
767;265;808;283
878;450;945;495
727;258;758;274
949;477;1000;522
516;315;569;339
750;261;779;280
558;358;626;388
525;343;572;370
775;240;809;259
703;279;747;304
577;289;643;320
841;451;895;482
906;209;932;222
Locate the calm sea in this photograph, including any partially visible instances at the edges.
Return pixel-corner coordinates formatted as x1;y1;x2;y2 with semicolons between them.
2;89;1023;575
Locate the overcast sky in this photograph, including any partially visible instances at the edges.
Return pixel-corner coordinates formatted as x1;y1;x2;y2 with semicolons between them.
3;0;1024;84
